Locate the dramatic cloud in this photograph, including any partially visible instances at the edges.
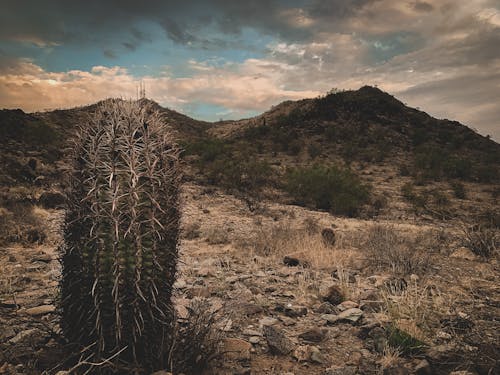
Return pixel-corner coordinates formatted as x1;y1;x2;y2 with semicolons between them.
0;0;499;138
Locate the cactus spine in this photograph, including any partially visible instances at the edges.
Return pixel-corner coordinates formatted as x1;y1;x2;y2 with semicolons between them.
60;99;181;371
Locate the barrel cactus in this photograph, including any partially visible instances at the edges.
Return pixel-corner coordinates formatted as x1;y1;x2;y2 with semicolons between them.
60;99;181;371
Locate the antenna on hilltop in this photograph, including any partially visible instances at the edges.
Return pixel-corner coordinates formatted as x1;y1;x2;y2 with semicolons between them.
137;80;146;100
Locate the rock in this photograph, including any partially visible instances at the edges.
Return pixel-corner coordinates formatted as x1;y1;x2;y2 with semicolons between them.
309;346;325;364
240;303;264;316
243;329;262;337
222;338;252;360
0;326;16;341
151;372;172;375
425;343;459;363
440;315;474;333
414;359;432;375
24;304;55;316
275;303;307;318
298;328;327;343
315;302;338;314
324;308;363;325
249;336;260;344
321;228;336;246
324;366;358;375
337;301;358;311
9;329;42;345
450;247;477;261
293;345;311;362
259;317;279;328
448;372;476;375
322;285;344;305
32;251;53;263
263;325;294;355
283;255;300;267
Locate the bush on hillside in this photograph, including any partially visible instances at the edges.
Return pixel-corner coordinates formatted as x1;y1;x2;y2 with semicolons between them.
285;164;370;216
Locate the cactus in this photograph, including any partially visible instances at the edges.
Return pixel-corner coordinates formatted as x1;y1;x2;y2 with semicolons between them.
60;99;181;371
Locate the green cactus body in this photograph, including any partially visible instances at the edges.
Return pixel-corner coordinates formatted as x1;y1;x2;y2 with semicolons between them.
60;99;181;371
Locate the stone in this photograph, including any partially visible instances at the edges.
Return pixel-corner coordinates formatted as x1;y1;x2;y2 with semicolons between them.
324;366;358;375
283;255;300;267
309;346;325;364
293;345;311;362
249;336;260;344
9;329;42;345
222;338;252;360
321;228;336;246
151;372;172;375
0;326;16;341
259;316;279;328
448;372;476;375
263;325;294;355
24;304;55;316
322;285;344;305
275;303;307;318
240;303;264;316
243;329;262;337
324;308;363;325
298;328;327;343
315;302;338;314
337;301;358;311
414;359;432;375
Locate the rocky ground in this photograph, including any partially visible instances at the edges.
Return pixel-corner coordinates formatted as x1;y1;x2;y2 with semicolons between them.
0;183;499;375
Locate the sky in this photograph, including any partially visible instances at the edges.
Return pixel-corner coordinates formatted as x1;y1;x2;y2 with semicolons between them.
0;0;499;139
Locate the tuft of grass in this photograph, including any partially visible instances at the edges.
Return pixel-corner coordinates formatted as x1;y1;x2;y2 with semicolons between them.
462;225;498;259
363;224;436;276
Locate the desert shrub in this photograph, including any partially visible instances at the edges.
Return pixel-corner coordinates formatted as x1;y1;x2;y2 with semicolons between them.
0;203;46;246
450;181;466;199
401;183;427;211
169;299;223;374
462;225;499;258
184;138;229;163
287;140;302;155
363;224;435;275
205;226;230;245
285;164;371;216
60;100;181;372
307;143;321;159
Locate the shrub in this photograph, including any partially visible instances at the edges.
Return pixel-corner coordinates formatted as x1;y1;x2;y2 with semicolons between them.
450;181;466;199
363;224;435;275
60;100;181;372
308;143;321;159
0;203;46;246
462;225;499;258
285;164;370;216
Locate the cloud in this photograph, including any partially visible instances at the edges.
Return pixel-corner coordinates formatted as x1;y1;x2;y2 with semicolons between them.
0;58;320;116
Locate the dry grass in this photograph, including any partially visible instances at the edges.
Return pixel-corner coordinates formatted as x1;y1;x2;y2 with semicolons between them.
0;203;47;246
248;221;359;270
462;224;499;259
362;224;438;276
380;279;454;344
